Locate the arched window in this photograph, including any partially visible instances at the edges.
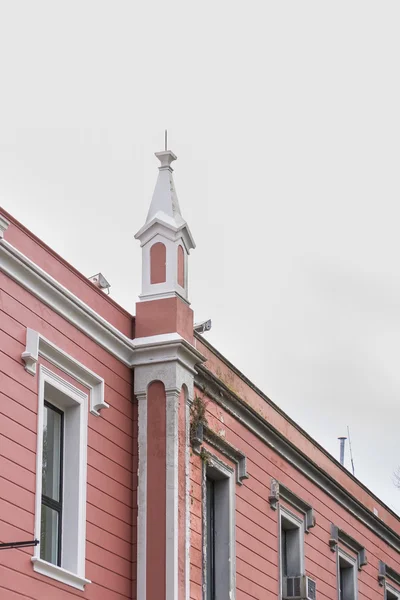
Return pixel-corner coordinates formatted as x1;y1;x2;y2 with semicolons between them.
177;245;185;288
150;242;166;284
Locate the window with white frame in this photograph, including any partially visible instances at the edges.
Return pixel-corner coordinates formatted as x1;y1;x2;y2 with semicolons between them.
31;366;90;591
338;549;357;600
280;507;304;598
203;455;235;600
40;401;64;566
386;584;400;600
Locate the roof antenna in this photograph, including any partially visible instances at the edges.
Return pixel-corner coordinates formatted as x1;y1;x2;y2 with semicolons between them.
347;425;355;476
338;436;347;467
164;129;168;151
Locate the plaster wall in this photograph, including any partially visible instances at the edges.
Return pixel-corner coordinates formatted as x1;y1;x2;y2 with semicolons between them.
0;267;137;598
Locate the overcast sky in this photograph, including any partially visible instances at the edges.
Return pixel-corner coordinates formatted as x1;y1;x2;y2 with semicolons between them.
1;1;400;514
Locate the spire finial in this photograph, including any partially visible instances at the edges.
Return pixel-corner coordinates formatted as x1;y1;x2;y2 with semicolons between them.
164;129;168;151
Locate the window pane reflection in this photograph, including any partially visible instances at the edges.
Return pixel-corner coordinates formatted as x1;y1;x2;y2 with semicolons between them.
42;404;62;502
40;504;59;565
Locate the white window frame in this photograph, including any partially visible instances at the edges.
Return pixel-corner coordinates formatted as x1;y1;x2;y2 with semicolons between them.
337;548;358;600
386;584;400;600
279;506;305;599
202;452;236;600
31;365;90;590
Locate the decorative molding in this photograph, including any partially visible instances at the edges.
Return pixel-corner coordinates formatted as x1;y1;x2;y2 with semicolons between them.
0;215;10;238
0;240;206;377
378;561;400;588
22;328;109;416
269;478;315;533
0;239;135;365
132;333;205;376
191;423;249;485
195;367;400;553
329;524;367;570
33;366;89;588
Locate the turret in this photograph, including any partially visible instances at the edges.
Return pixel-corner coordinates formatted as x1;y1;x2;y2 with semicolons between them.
135;150;195;304
134;148;195;342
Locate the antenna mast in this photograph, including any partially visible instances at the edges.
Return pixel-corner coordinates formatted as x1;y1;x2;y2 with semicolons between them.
347;425;355;476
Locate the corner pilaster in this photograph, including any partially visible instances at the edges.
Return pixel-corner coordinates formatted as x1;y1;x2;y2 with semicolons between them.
133;334;205;600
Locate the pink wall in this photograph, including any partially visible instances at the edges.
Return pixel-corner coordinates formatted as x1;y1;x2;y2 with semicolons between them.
0;263;137;597
135;297;194;344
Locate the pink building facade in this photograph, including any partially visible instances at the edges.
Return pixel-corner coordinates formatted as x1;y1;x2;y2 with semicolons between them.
0;148;399;600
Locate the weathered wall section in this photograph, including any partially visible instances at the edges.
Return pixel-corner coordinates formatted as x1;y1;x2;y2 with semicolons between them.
189;337;400;600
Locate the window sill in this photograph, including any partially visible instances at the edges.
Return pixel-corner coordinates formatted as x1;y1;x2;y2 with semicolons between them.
31;557;91;591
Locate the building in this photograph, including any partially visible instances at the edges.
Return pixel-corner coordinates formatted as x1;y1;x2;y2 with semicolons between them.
0;146;399;600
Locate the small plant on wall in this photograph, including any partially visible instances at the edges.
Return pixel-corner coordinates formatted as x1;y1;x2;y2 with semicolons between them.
190;394;208;446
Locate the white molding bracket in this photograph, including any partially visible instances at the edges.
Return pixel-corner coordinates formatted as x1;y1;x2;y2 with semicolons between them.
21;328;109;416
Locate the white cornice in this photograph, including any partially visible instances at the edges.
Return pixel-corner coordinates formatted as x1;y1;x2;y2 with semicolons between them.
0;239;135;365
0;239;205;377
132;332;205;375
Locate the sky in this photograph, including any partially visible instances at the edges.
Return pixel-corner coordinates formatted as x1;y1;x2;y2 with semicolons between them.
1;1;400;514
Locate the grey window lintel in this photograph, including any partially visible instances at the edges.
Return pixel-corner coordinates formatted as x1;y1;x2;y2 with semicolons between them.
191;423;249;485
378;561;400;588
269;477;316;533
329;524;367;570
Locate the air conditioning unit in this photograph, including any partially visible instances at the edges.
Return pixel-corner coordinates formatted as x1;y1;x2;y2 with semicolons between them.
283;575;316;600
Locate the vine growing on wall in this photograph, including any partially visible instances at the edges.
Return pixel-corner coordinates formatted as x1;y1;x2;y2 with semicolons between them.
190;394;208;441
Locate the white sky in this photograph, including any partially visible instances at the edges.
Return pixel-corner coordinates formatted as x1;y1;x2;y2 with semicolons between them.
1;1;400;514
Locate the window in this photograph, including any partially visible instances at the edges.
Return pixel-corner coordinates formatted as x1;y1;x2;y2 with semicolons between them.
32;366;90;590
386;585;400;600
203;456;235;600
206;478;216;600
338;550;357;600
280;508;304;582
40;402;64;566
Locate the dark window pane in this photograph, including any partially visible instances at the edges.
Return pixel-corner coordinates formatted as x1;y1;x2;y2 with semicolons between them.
206;478;215;600
42;404;62;502
40;504;60;565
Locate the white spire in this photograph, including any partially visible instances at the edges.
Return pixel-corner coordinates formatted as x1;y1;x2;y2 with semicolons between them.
135;150;195;250
135;146;195;303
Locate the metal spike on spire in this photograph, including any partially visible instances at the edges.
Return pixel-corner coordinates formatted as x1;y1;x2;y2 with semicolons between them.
164;129;168;151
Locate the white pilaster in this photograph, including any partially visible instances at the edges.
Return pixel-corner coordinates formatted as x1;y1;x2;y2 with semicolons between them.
165;389;180;600
134;335;205;600
136;391;147;600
